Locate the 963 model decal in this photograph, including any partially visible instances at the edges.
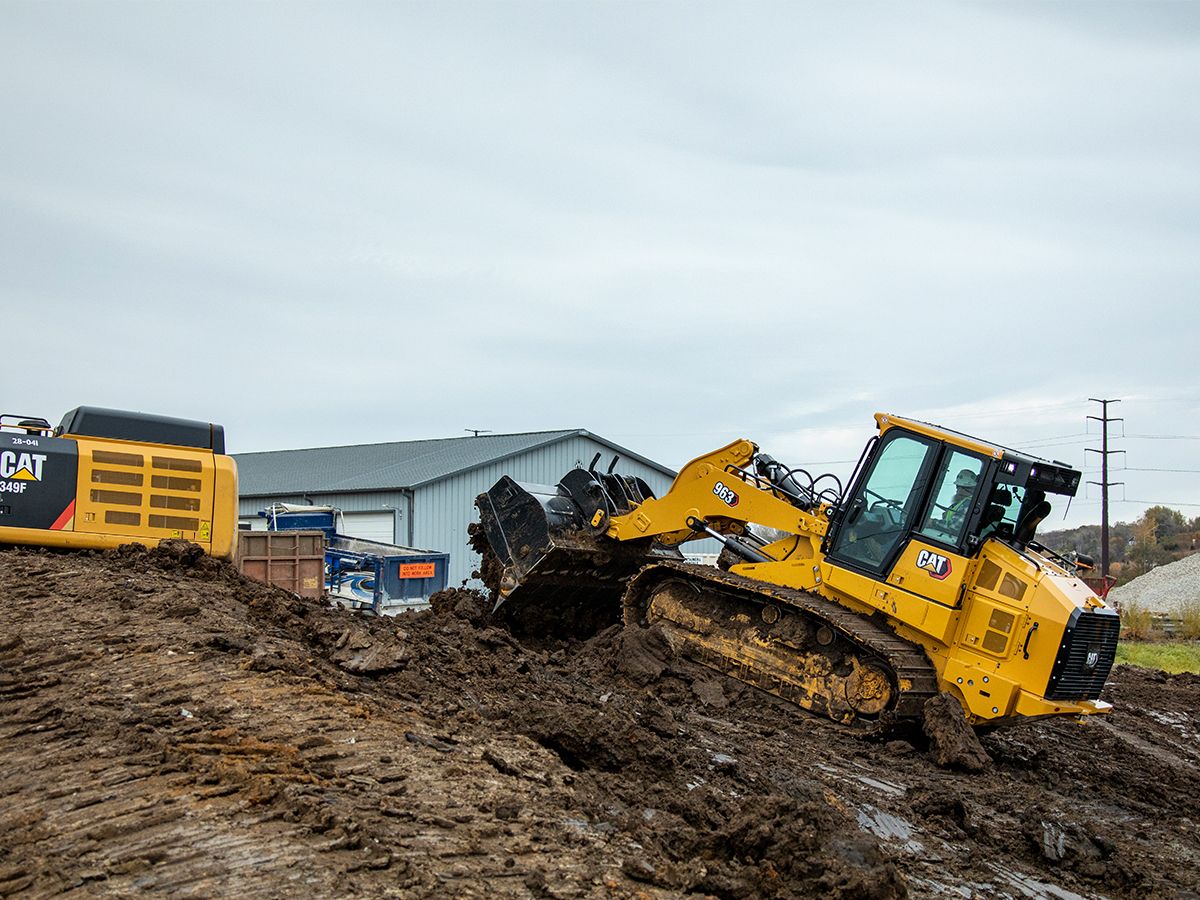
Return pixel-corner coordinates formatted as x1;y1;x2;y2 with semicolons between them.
712;481;740;507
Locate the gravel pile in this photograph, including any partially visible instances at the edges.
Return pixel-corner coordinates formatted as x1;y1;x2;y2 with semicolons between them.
1109;551;1200;613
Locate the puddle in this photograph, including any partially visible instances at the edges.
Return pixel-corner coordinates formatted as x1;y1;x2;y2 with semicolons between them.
562;817;614;835
986;862;1095;899
906;876;993;898
855;774;907;797
1148;710;1186;725
1147;709;1199;740
855;804;924;854
814;762;908;798
912;865;1099;899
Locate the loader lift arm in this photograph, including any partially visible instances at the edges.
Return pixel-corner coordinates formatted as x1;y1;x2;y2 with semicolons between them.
600;439;830;556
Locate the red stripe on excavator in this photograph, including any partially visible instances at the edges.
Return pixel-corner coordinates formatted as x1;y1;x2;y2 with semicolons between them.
50;500;76;530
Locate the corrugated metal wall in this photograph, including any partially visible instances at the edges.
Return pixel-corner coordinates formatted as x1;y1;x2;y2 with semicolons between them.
414;435;678;586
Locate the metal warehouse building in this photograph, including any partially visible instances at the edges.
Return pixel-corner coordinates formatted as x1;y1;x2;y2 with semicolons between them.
234;430;679;587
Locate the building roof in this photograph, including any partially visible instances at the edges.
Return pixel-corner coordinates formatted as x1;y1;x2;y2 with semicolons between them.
234;429;675;497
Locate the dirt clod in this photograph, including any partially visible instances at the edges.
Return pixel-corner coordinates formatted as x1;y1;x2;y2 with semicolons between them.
606;623;675;684
923;692;993;772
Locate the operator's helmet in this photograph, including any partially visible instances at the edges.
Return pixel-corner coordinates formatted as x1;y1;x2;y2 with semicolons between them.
955;468;978;491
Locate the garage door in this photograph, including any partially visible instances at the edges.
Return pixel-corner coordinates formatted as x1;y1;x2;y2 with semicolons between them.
339;510;395;544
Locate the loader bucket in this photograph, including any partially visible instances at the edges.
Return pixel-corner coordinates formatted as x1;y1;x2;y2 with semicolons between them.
473;473;681;639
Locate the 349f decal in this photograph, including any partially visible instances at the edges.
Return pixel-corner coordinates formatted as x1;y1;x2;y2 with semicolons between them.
0;434;78;530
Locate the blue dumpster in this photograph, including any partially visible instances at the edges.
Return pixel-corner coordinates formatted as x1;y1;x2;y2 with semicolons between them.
260;506;449;614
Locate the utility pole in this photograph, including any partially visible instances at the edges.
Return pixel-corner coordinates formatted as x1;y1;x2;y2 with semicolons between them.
1085;399;1125;580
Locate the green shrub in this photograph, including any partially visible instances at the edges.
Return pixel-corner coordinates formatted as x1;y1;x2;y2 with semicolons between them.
1178;601;1200;640
1115;599;1200;640
1118;602;1154;641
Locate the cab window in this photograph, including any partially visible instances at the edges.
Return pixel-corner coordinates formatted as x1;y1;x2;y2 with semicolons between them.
835;434;933;568
917;450;985;546
979;484;1023;542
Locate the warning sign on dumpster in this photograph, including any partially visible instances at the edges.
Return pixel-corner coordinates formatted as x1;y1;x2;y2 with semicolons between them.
398;562;437;579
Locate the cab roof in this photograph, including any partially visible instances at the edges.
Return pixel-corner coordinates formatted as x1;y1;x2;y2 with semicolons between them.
876;412;1083;496
876;413;1004;461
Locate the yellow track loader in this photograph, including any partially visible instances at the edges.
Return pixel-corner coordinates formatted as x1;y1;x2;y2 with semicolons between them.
475;413;1118;728
0;406;238;559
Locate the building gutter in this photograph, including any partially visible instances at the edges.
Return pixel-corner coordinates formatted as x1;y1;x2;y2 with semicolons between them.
404;488;415;547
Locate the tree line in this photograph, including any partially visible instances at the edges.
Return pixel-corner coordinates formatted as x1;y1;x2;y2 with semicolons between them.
1040;506;1199;584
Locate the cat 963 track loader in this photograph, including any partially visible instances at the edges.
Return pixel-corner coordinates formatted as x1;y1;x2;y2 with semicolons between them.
475;414;1119;728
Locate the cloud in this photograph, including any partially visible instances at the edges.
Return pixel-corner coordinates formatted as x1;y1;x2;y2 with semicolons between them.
1;1;1197;530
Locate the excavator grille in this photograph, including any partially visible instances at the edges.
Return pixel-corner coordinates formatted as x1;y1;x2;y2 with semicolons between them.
79;448;212;541
1044;609;1120;701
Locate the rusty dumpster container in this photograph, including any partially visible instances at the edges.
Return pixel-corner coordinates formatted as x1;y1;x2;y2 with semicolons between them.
237;530;326;598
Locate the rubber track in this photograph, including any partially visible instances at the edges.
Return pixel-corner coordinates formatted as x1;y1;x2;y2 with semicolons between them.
624;561;941;727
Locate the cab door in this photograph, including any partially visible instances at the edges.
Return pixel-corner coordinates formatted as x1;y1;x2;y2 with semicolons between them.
824;432;984;644
825;430;936;576
887;447;987;607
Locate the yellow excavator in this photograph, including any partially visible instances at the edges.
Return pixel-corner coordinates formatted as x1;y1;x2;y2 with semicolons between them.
0;406;238;559
475;413;1118;728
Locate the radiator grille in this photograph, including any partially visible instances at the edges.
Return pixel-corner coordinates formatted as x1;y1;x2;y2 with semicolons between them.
78;447;212;541
1045;609;1120;700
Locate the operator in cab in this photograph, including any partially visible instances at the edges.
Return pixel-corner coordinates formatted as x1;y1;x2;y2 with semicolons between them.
943;469;978;532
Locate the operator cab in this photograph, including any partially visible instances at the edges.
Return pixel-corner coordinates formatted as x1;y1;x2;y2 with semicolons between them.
825;414;1081;577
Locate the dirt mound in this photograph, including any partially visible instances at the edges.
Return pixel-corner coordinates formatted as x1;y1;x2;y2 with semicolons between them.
1109;551;1200;613
2;544;1199;897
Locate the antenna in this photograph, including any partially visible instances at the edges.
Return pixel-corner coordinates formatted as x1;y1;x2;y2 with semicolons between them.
465;429;492;437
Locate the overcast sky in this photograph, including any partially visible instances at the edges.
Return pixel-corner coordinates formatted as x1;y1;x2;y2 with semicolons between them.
3;1;1198;531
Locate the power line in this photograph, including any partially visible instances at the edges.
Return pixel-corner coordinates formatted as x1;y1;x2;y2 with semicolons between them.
1121;397;1200;405
1017;433;1093;448
916;400;1083;420
1120;498;1200;509
1125;434;1200;441
1020;432;1092;443
1059;498;1200;508
1017;438;1093;450
1111;467;1200;474
1082;467;1200;474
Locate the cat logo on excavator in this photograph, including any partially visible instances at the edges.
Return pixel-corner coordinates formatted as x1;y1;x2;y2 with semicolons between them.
0;451;47;481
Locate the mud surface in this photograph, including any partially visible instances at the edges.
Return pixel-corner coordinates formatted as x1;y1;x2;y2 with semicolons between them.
2;544;1199;898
